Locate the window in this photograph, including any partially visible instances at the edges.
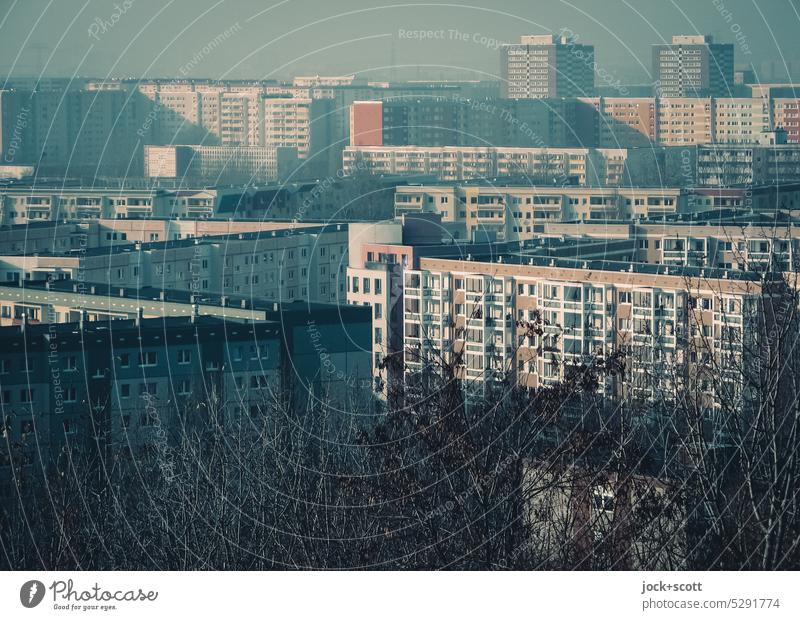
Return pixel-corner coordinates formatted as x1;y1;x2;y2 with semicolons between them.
374;327;383;344
178;380;191;395
65;387;77;402
138;351;157;366
363;278;370;294
375;279;382;294
20;389;34;403
65;356;77;371
178;350;191;364
119;353;130;368
120;383;130;398
374;303;382;319
139;383;156;396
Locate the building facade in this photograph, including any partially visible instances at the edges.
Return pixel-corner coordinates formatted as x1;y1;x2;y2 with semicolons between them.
501;34;595;99
653;35;734;97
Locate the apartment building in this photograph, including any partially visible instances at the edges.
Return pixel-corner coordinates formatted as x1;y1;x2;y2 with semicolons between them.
346;221;406;394
652;35;734;97
350;97;593;149
0;219;325;260
588;97;658;147
347;219;637;398
0;186;227;224
714;98;771;144
394;185;686;241
501;34;595;99
584;96;793;147
403;255;764;407
144;144;299;184
536;216;800;272
137;81;266;146
350;101;383;146
343;145;671;186
0;174;411;225
0;88;149;176
656;98;714;146
0;308;371;482
262;97;333;160
696;144;800;186
0;224;349;304
772;98;800;143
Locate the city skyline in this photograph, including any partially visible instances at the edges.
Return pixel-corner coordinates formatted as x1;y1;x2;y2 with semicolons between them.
2;0;800;84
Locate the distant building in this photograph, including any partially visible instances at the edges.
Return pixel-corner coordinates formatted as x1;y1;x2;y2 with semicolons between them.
656;98;714;145
653;35;734;97
144;144;298;184
772;98;800;143
582;97;658;147
0;224;349;304
343;145;685;187
262;97;334;168
714;98;772;144
501;34;595;99
394;185;688;240
695;144;800;186
349;101;383;147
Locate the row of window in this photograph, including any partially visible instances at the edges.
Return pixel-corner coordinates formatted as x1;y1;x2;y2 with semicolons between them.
348;276;383;294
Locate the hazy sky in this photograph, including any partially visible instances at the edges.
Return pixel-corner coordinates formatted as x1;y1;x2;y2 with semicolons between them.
1;0;799;83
